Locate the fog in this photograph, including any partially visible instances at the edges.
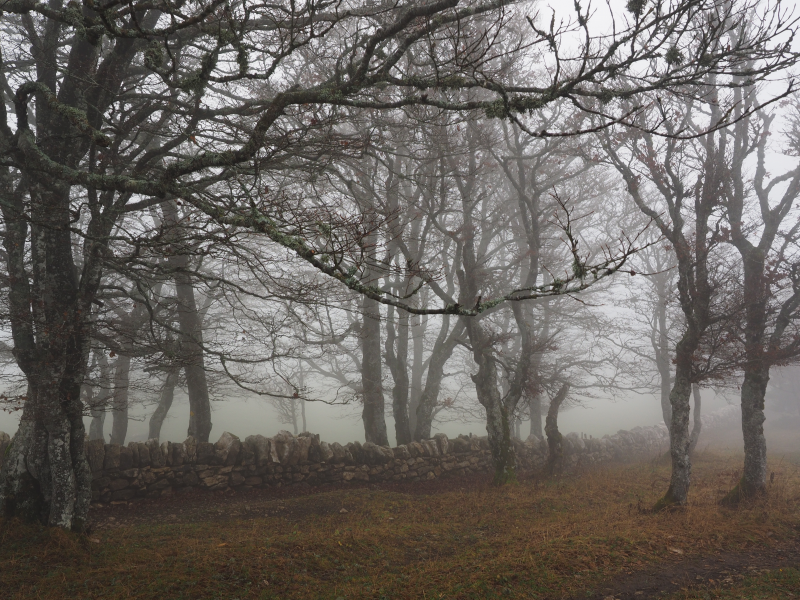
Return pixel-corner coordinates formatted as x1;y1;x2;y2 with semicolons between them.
0;386;740;445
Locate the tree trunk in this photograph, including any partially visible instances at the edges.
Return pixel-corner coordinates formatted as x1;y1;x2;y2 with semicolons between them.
0;381;92;531
467;324;516;484
654;334;695;511
529;394;543;438
88;354;112;441
163;200;213;443
88;393;106;442
722;245;773;503
408;314;426;437
0;182;98;531
291;399;299;435
545;384;570;475
109;355;131;446
361;294;389;446
385;305;412;445
414;319;463;441
657;302;673;434
148;370;179;442
723;369;769;503
688;383;702;455
650;270;673;435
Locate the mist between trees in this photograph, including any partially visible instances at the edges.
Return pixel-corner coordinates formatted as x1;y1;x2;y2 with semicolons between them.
0;0;799;531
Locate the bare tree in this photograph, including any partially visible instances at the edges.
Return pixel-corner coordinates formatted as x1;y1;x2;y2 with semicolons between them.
1;0;795;530
718;98;800;503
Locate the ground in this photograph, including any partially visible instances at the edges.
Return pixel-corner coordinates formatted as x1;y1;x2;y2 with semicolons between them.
1;450;799;599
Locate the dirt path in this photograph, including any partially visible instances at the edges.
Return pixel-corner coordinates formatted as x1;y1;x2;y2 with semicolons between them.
575;541;800;600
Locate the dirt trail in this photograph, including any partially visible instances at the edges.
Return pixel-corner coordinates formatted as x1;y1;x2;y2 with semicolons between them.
574;541;800;599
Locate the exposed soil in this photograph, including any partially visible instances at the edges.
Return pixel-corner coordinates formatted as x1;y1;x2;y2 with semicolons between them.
88;472;497;530
573;538;800;600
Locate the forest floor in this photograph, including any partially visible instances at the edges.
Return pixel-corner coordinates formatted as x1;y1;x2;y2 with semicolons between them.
1;450;799;599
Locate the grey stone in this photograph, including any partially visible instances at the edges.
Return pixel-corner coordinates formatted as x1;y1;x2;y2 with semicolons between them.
148;479;170;492
111;488;136;501
452;437;470;454
433;433;450;455
361;442;380;465
103;444;120;470
146;438;165;468
128;442;140;468
393;445;411;460
239;439;255;466
271;430;295;465
119;445;133;470
245;435;271;467
319;441;334;462
196;442;215;465
136;442;151;467
161;442;171;466
183;436;197;463
293;435;312;464
109;478;130;491
214;432;242;467
330;442;346;462
171;442;187;467
86;438;105;472
408;442;424;457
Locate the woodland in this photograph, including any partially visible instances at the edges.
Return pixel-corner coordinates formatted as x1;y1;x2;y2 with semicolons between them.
0;4;799;580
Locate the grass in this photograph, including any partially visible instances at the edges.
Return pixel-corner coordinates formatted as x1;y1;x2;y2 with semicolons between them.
1;451;799;599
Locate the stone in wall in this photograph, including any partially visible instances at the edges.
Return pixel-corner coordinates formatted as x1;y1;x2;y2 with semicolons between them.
0;404;743;500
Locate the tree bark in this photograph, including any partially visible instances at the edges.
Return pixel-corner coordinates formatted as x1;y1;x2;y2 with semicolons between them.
529;394;543;438
654;333;696;511
688;383;702;455
414;319;464;441
463;305;522;485
0;181;97;531
656;285;673;434
361;294;389;446
148;370;179;442
88;354;112;442
408;314;426;437
162;200;213;443
545;383;570;475
385;305;412;445
109;355;132;446
723;369;769;503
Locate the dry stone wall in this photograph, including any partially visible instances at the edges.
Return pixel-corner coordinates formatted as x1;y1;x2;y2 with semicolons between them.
0;426;673;504
0;407;741;504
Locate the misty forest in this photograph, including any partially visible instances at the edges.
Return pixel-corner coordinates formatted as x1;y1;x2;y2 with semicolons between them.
1;0;800;598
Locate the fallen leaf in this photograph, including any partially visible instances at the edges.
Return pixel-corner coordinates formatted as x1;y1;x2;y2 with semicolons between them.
218;543;228;547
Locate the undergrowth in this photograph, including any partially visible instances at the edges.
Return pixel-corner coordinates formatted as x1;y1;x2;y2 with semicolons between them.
1;452;799;599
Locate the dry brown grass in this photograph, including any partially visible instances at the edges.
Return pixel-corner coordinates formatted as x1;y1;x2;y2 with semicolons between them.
1;451;799;599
